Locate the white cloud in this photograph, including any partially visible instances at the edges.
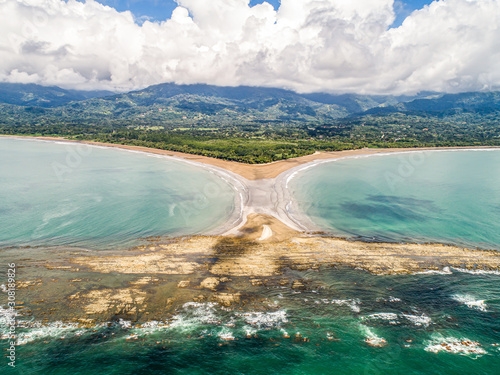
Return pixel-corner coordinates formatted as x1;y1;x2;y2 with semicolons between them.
0;0;499;94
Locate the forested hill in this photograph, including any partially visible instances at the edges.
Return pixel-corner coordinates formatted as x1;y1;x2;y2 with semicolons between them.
0;82;113;108
47;82;418;126
365;91;500;116
0;82;425;125
2;81;498;125
0;82;499;163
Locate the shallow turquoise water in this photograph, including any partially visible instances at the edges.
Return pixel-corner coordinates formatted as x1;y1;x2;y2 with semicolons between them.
0;138;236;249
289;150;500;250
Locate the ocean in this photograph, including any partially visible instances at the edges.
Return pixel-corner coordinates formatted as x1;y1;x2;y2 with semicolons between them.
1;141;499;374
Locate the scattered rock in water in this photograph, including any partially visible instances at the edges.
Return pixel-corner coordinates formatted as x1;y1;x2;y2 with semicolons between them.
292;280;305;289
200;277;220;291
213;292;241;307
177;280;190;288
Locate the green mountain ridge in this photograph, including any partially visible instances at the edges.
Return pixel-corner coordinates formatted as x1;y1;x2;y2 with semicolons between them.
0;82;499;163
0;82;113;108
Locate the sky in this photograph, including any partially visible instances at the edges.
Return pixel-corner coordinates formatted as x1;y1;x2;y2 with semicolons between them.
1;0;499;94
90;0;433;26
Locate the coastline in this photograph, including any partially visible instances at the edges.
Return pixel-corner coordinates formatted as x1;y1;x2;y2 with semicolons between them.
3;134;499;180
275;147;500;236
3;135;500;238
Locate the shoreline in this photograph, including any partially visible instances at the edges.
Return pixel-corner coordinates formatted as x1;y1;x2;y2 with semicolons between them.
2;134;499;180
275;147;500;236
2;135;500;325
1;135;250;236
3;135;500;239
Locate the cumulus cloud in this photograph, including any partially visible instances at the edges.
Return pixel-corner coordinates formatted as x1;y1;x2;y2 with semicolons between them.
0;0;499;94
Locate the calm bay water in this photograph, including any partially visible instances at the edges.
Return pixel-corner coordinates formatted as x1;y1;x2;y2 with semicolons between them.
289;150;500;250
0;138;236;249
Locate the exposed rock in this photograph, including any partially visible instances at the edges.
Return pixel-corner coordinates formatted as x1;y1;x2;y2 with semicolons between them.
213;292;241;307
69;288;146;315
177;280;190;288
200;277;220;291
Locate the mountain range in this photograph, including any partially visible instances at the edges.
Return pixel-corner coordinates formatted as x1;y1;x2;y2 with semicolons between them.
0;82;499;131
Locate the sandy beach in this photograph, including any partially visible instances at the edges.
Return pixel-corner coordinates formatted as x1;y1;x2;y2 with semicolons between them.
4;135;497;180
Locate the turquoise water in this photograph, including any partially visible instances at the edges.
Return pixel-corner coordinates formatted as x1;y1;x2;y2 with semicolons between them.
0;138;236;249
3;267;500;374
289;150;500;250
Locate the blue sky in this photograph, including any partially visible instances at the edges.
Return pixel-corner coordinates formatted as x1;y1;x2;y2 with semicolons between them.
93;0;434;26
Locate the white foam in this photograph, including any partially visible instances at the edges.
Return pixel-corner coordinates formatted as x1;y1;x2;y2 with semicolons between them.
169;302;221;330
452;294;488;312
451;267;500;276
363;312;432;327
401;313;432;327
0;306;16;331
331;299;361;313
15;321;81;345
118;319;132;329
424;335;486;357
414;266;453;275
359;325;387;347
132;320;170;336
376;296;402;303
365;313;399;325
238;310;288;330
280;328;290;338
243;326;257;337
218;327;235;341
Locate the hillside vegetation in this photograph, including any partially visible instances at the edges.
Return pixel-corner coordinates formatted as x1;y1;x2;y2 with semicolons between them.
1;83;499;163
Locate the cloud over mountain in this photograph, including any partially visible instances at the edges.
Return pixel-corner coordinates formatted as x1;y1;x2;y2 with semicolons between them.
1;0;499;94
